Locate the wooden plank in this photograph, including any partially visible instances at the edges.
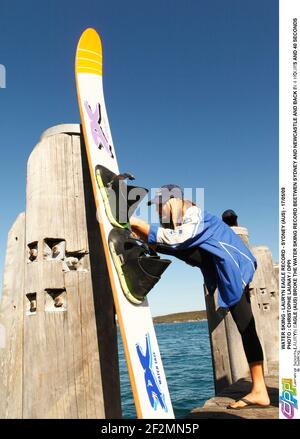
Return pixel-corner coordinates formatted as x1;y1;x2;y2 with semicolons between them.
0;213;25;418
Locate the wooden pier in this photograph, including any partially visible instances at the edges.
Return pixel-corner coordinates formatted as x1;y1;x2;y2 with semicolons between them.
187;367;279;419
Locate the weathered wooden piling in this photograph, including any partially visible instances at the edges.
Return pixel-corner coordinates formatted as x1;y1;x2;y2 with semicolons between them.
0;124;121;418
0;213;25;418
251;245;279;367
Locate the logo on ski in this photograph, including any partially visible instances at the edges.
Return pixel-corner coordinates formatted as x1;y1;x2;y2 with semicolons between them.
136;333;168;412
84;100;114;158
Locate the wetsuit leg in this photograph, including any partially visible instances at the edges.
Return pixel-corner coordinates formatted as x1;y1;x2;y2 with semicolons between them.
229;285;264;364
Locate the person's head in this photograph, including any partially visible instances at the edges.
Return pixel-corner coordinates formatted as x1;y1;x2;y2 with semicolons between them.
148;184;185;228
222;209;238;227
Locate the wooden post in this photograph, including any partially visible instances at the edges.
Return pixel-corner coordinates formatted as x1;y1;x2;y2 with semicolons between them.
23;124;121;418
204;288;233;393
223;311;250;382
251;245;279;367
0;213;25;419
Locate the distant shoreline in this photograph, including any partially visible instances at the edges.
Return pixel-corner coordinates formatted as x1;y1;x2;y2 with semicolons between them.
153;310;207;324
154;319;207;325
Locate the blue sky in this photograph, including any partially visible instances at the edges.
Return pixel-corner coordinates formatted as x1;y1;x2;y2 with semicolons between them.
0;0;278;316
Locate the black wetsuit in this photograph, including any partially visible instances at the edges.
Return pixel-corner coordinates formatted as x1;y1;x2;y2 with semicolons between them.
156;244;264;364
228;284;263;363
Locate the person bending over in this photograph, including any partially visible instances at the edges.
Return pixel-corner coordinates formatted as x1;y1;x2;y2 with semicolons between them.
130;185;270;410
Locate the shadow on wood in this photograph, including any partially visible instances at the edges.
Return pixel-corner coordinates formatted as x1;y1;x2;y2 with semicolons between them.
80;131;121;418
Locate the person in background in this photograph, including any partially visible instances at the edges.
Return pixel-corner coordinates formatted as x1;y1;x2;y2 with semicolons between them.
222;209;238;227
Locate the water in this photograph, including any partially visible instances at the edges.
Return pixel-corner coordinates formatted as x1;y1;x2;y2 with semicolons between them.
118;320;215;419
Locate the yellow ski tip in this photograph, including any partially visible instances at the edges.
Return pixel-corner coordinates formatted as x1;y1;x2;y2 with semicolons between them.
75;28;102;76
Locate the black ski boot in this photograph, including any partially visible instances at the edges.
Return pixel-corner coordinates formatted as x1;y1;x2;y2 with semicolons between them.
108;227;171;304
95;165;148;227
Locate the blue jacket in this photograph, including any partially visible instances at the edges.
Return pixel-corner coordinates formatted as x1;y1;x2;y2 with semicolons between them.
148;207;257;307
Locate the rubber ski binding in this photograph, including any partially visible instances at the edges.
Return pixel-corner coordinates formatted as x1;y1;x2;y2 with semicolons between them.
108;227;171;305
95;165;148;227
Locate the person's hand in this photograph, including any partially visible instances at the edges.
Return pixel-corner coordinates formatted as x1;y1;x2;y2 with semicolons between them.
130;230;139;239
129;217;150;242
130;217;147;228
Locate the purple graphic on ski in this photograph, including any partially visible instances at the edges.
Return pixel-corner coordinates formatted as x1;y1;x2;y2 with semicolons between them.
84;101;114;158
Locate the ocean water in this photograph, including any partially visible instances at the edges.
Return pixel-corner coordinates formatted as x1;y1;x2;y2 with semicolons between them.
117;320;215;419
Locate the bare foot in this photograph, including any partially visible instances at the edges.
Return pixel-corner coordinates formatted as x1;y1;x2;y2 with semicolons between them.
228;390;270;409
